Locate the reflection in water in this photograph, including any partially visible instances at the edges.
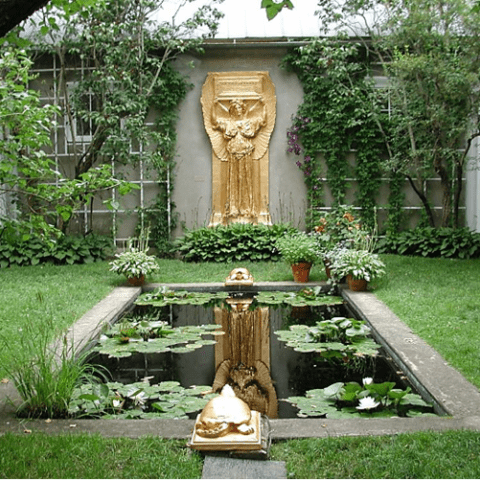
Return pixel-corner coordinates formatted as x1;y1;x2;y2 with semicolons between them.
93;299;405;419
213;297;278;418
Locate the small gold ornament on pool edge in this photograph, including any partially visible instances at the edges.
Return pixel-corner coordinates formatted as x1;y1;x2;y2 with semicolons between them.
225;267;254;286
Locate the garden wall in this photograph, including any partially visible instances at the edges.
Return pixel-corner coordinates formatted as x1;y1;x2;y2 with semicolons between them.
22;42;478;246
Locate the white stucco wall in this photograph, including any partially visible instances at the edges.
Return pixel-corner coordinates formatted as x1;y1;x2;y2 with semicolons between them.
466;139;480;232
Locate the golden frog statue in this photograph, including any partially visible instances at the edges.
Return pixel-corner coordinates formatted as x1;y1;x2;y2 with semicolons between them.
195;384;254;438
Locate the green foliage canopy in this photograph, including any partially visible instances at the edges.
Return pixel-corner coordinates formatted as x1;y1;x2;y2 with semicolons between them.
315;0;480;228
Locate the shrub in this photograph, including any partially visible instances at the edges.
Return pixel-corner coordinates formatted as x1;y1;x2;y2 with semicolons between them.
376;227;480;259
176;223;298;262
0;234;114;268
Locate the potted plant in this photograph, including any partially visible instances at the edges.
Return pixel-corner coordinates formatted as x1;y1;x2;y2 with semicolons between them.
329;248;385;291
312;205;371;276
109;228;159;286
275;232;319;282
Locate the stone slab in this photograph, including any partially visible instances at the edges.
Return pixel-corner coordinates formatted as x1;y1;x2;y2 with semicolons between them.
143;281;328;293
202;456;287;479
65;286;141;356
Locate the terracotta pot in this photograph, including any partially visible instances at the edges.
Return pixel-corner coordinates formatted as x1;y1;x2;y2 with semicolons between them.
323;258;332;279
127;275;145;286
291;262;312;283
347;274;368;291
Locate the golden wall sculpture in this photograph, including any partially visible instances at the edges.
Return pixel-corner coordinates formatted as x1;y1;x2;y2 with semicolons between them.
201;72;276;226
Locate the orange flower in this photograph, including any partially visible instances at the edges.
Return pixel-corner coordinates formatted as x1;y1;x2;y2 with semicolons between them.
343;212;355;222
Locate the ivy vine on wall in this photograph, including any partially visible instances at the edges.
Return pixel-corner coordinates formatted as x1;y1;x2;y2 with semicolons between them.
282;38;395;231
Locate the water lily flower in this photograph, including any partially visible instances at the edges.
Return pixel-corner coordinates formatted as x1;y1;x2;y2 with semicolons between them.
357;396;380;410
362;377;373;385
127;390;147;406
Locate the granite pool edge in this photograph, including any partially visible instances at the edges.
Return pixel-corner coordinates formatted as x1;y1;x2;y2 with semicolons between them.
1;283;480;439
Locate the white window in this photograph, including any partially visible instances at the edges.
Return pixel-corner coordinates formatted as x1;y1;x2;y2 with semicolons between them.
65;82;98;143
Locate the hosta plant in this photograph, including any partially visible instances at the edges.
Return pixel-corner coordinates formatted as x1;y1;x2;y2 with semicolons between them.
329;248;386;282
109;248;159;280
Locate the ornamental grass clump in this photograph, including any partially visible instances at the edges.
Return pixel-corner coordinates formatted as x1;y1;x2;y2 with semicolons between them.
275;232;320;265
1;315;104;419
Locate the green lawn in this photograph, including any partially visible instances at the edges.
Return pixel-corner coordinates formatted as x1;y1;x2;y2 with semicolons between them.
1;256;480;478
373;255;480;387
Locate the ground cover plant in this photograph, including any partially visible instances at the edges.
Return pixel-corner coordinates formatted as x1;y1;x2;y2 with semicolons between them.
376;227;480;259
1;255;480;478
0;233;114;268
176;223;297;262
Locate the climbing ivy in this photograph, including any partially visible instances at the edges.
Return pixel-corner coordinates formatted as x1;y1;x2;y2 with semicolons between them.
283;38;389;231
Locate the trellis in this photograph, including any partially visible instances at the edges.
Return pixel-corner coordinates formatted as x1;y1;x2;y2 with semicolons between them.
30;53;172;247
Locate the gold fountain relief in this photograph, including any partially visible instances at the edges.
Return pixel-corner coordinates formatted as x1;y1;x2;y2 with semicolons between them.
201;72;276;226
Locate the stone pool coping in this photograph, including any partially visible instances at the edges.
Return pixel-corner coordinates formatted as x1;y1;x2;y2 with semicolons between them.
1;282;480;439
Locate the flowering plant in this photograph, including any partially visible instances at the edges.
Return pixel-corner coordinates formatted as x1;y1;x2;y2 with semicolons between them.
275;232;320;265
313;205;367;252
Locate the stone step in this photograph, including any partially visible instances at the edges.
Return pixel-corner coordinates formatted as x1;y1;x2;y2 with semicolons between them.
202;456;287;479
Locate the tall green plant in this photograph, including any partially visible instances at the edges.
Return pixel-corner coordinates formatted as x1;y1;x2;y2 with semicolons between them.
283;38;385;230
27;0;223;234
1;313;104;419
316;0;480;228
0;45;137;238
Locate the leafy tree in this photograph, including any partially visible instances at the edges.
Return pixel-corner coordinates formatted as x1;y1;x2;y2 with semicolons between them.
22;0;222;235
317;0;480;228
0;45;134;239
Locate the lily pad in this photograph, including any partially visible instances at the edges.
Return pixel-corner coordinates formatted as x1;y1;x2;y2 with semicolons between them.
275;317;380;358
255;289;343;307
136;288;229;307
70;381;215;419
285;381;434;418
94;323;222;358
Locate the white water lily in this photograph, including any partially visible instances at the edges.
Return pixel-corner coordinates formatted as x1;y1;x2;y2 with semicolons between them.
362;377;373;385
127;390;147;406
357;396;380;410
